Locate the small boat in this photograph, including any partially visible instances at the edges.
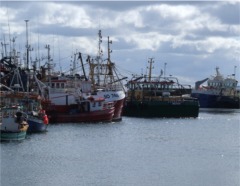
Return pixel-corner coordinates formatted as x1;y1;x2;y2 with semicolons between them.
123;59;199;118
19;98;49;133
27;110;48;133
0;106;29;141
191;67;240;108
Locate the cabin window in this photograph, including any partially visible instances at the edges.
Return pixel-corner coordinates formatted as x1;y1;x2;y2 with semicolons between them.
61;83;65;88
92;103;96;107
51;83;55;88
98;102;101;106
56;83;60;88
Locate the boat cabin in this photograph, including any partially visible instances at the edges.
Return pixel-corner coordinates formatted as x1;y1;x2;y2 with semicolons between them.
126;76;191;99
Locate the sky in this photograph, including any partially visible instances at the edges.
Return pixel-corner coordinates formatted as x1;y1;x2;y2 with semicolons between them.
0;1;239;87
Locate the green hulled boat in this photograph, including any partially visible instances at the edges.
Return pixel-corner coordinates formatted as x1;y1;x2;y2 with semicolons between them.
0;130;28;141
123;59;199;118
123;98;199;118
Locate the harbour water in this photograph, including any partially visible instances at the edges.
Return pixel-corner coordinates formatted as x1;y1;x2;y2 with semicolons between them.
1;109;239;186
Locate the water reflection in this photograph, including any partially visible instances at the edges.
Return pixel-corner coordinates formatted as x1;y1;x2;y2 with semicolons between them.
200;108;240;114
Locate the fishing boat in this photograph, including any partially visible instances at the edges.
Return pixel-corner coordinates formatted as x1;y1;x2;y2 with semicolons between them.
0;31;50;132
0;64;49;132
123;59;199;118
35;68;115;123
37;32;126;122
81;30;126;121
191;67;240;108
0;106;29;141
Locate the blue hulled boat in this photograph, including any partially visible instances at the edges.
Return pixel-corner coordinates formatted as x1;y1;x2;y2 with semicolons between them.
191;67;240;109
27;112;48;133
20;99;49;133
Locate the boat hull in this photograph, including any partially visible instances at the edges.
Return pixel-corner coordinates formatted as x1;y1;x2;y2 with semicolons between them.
27;117;48;133
47;108;115;123
0;109;29;141
88;90;126;122
112;99;125;121
123;99;199;118
191;93;240;109
0;130;27;141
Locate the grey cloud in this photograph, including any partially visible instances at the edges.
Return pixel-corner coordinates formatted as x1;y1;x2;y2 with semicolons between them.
202;2;240;25
35;25;97;37
65;1;160;11
191;28;238;39
0;1;239;84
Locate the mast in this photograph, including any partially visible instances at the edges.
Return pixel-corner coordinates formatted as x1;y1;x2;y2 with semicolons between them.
25;20;29;70
45;44;51;88
11;36;18;66
234;66;237;77
24;20;30;94
1;35;8;58
72;52;77;76
6;6;12;55
216;67;220;76
96;30;103;85
107;36;113;75
148;58;154;81
164;62;167;78
78;52;87;81
105;36;113;86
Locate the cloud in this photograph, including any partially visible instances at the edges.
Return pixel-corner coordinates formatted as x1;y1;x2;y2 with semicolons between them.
0;1;239;85
202;1;240;25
